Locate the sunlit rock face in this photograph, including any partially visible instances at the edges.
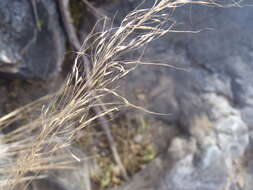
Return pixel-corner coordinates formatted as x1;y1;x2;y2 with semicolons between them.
0;0;65;79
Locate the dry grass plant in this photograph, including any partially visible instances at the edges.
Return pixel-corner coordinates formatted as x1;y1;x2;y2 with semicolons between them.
0;0;233;189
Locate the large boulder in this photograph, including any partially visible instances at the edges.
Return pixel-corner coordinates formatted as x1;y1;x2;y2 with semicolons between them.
0;0;65;79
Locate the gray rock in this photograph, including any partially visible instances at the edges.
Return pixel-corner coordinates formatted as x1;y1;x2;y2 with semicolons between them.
28;144;92;190
201;94;249;159
104;0;253;190
0;0;65;79
160;145;228;190
216;115;249;158
241;106;253;130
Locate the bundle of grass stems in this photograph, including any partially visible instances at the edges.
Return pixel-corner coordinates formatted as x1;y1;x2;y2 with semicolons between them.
0;0;228;189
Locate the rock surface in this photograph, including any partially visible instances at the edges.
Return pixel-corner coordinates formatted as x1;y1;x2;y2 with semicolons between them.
0;0;65;79
104;0;253;190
